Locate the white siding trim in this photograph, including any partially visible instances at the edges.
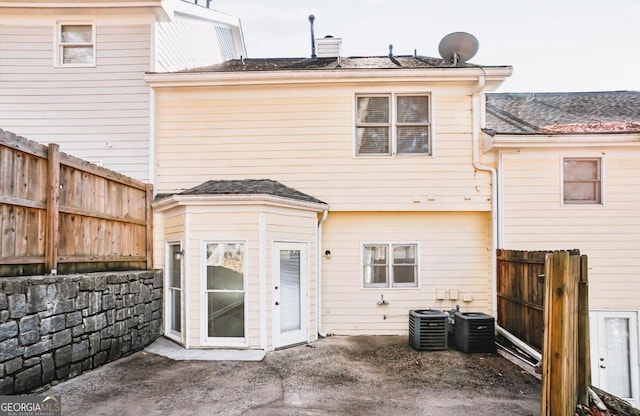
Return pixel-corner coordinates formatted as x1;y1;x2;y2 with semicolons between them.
259;212;267;350
183;211;191;348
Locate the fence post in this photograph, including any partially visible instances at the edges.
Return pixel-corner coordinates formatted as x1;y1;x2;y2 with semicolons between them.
541;251;580;416
45;143;60;274
577;255;591;405
145;183;153;270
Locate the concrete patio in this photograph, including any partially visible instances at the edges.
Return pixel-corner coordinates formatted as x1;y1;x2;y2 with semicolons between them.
42;335;541;416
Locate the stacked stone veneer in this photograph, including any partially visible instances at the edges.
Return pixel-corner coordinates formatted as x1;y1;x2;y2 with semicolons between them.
0;270;163;393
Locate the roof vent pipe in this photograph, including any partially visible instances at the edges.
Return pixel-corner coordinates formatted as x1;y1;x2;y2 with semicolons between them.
309;15;317;60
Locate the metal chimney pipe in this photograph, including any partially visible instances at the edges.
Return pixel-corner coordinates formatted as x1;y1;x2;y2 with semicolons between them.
309;15;317;60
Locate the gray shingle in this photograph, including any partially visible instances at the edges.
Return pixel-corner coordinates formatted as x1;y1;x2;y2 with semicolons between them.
485;91;640;134
170;55;488;73
173;179;326;205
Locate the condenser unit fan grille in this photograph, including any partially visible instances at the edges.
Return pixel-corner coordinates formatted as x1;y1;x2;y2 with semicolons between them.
409;309;448;351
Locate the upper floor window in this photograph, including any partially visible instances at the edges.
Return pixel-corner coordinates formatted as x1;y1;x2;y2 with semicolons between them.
363;243;419;288
563;157;602;205
56;23;95;66
355;94;431;157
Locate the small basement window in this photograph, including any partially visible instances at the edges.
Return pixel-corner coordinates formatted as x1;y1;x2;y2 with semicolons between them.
56;22;95;66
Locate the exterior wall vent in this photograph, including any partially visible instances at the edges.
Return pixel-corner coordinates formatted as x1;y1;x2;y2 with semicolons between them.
452;312;496;353
409;309;448;351
316;36;342;58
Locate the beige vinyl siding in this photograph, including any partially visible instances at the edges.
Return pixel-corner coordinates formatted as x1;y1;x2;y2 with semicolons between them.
321;211;491;335
0;23;151;181
501;148;640;310
154;85;491;212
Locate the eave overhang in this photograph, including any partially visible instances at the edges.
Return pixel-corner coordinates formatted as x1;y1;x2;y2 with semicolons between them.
144;66;513;89
483;131;640;152
153;194;329;213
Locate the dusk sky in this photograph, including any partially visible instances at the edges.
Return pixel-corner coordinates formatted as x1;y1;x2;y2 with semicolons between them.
213;0;640;93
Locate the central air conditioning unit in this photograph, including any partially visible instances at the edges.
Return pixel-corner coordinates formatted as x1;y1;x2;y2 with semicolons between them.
452;312;496;353
409;309;448;351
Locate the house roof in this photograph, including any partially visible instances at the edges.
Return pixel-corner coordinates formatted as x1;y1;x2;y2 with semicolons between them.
157;179;326;205
485;91;640;135
177;55;496;73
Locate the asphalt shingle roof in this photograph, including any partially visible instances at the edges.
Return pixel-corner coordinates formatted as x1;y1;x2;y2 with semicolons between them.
159;179;326;205
176;55;484;73
485;91;640;134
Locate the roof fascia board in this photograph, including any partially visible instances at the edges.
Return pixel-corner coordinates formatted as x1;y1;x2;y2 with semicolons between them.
0;1;162;7
144;67;513;88
153;194;329;213
484;132;640;151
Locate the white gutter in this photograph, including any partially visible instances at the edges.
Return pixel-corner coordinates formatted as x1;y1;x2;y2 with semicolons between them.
471;75;499;319
144;67;513;88
316;210;328;338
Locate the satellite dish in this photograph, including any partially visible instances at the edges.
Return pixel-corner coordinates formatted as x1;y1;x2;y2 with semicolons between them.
438;32;479;65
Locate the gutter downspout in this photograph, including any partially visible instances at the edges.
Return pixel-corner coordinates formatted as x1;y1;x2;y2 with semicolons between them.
316;209;328;337
471;75;499;319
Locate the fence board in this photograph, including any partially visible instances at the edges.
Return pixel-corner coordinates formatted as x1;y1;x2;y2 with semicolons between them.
0;128;151;276
497;249;547;351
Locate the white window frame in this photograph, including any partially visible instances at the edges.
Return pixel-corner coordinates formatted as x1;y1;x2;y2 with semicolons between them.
200;240;248;347
164;240;183;343
55;21;96;67
561;156;604;206
361;242;420;289
354;93;432;157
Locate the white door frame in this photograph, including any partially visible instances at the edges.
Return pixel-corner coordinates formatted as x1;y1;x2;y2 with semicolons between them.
590;310;639;407
272;241;309;349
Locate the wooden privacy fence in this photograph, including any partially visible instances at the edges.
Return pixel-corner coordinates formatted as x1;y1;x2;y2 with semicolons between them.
496;249;547;351
0;129;152;277
498;249;590;415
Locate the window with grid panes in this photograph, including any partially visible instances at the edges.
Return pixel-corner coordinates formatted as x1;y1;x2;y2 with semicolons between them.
355;94;431;156
57;23;95;66
563;158;602;204
363;243;419;288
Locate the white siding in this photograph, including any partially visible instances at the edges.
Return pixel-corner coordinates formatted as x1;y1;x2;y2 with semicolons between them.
321;211;492;335
155;85;492;212
0;23;152;181
156;19;238;72
500;148;640;310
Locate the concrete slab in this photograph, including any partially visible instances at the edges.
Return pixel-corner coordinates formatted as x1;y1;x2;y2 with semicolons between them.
44;336;541;416
144;337;266;361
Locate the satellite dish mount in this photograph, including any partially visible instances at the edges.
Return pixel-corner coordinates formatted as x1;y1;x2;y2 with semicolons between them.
438;32;479;65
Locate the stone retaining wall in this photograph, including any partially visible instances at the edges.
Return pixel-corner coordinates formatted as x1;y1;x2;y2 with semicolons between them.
0;270;163;393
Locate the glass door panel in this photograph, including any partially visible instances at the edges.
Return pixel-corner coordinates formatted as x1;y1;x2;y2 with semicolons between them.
205;243;245;342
